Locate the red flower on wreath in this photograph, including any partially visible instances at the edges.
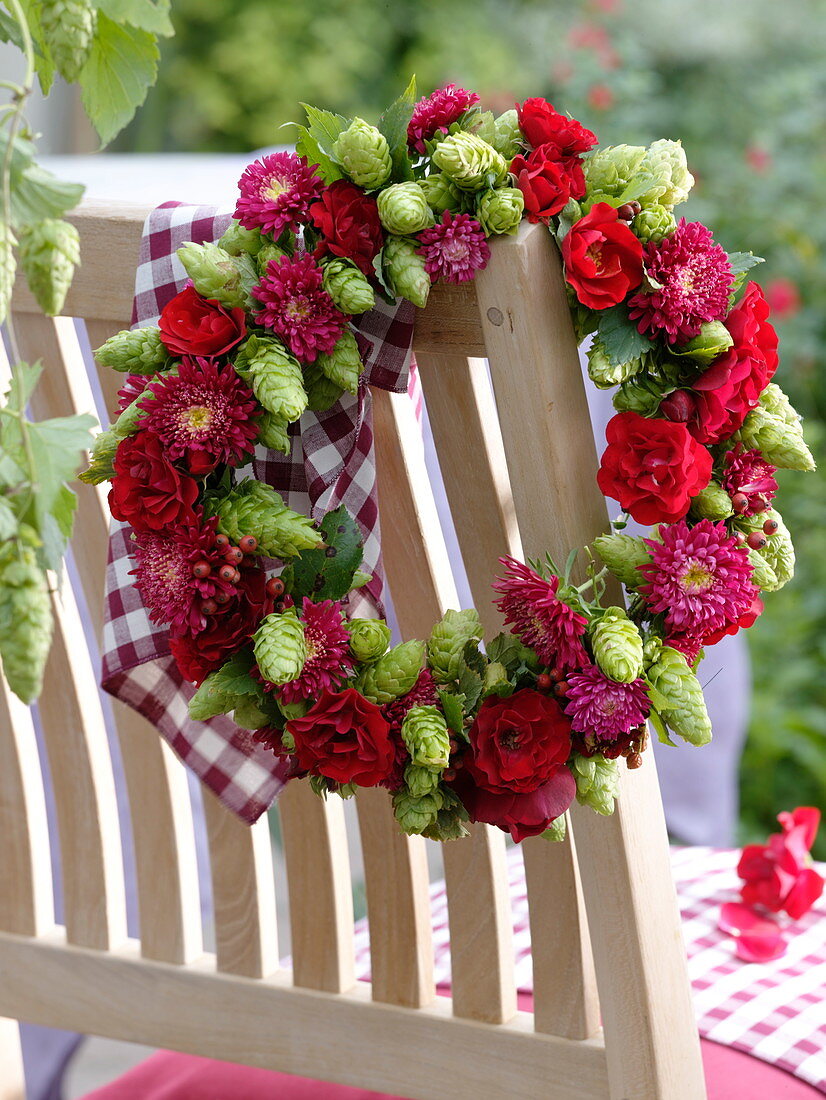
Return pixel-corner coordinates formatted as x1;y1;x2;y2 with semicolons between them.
109;430;198;532
515;98;597;158
493;556;588;672
158;285;246;359
510;144;579;222
310;179;384;277
407;83;480;154
738;807;824;920
596;411;713;525
561;203;644;310
252;254;347;362
286;688;396;787
417;211;490;283
452;767;576;843
234;152;324;237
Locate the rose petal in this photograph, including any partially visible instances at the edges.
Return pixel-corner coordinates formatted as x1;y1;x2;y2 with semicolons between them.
735;929;788;963
778;806;821;851
783;868;825;921
719;901;780;938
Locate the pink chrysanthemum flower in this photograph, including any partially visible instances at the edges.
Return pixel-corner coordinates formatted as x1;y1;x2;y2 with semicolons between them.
131;514;239;635
234;152;324;237
639;518;758;637
721;445;778;516
252;254;347;362
564;664;650;740
418;211;491;284
117;373;154;414
278;599;354;704
628;220;734;345
143;357;259;475
407;83;481;154
492;555;588;671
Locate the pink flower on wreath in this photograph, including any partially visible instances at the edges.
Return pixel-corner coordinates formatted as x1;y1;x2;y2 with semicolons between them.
564;664;650;741
721;445;778;516
116;373;153;413
252;254;347;362
628;220;734;345
417;211;490;284
278;599;355;704
143;357;259;476
234;152;324;237
381;669;440;791
738;807;824;921
639;519;758;639
407;83;480;155
492;555;588;671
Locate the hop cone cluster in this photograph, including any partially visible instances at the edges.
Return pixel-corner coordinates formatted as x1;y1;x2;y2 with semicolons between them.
572;754;619;816
476;187;524;236
207;480;321;558
217;220;262;257
0;543;53;704
638;140;695;208
645;641;712;746
592;533;651;589
347;618;391;663
676;321;733;364
404;762;441;799
358;639;425;703
333;118;392;190
418;173;463;214
382;236;431;308
40;0;97;82
584;144;647;198
256;410;290;454
427;608;483;683
177;242;250;310
322;259;375;315
634;204;676;243
738;508;795;591
376;183;434;236
392;787;443;835
239;337;308;423
253;609;307;686
401;704;450;769
316;328;363;395
587;340;647;388
690;482;734;521
736;404;815;472
95;326;170;374
491;110;522;159
432;132;508;191
19;219;79;316
591;608;643;683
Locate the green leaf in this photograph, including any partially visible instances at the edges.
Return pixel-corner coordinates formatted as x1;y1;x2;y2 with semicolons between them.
597;305;655;368
0;453;25;488
0;498;18;540
648;708;677;747
0;8;25;50
284;505;363;602
95;0;174;35
457;665;484;712
34;484;78;574
79;14;160;145
438;690;466;735
189;649;261;722
25;413;96;514
1;360;43;411
294;125;342;185
727;251;765;276
300;103;350;157
0;133;84;229
377;74;416;183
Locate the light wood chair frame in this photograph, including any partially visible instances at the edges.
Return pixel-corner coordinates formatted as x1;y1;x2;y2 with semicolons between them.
0;201;707;1100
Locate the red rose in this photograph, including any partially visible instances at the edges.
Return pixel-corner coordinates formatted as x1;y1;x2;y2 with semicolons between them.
515;98;597;156
597;411;713;525
561;203;644;310
510;144;577;222
109;430;198;532
738;807;824;920
310;180;384;278
701;594;764;648
452;767;576;843
158;286;246;359
688;283;779;444
286;688;395;786
169;570;273;685
465;689;572;794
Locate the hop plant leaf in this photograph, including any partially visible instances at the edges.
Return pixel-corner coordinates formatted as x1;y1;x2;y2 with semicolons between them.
0;221;16;327
188;648;263;722
281;504;364;603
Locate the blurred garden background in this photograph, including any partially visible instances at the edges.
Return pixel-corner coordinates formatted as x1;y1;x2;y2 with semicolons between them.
109;0;826;854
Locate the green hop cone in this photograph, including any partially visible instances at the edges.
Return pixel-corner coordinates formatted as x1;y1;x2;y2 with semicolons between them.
316;328;363;395
735;407;815;471
377;182;434;236
401;705;451;770
333;117;392;190
427;608;484;684
746;547;778;590
238;336;308;423
476;187;524;236
347;618;391;663
690;482;734;521
253;608;307;687
0;222;15;326
612;375;669;417
432;131;508;192
738;509;795;591
392;787;443;836
176;242;250;310
257;242;290;276
633;204;676;244
573;753;620;817
0;543;53;704
303;362;344;412
78;427;120;485
587;339;646;388
419;173;464;214
206;479;322;558
674;321;733;365
217;219;262;257
645;644;712;746
382;236;431;308
95;326;170;374
256;411;290;455
404;762;441;799
421;786;470;842
638;140;695;209
40;0;96;82
322;258;375;315
760;383;800;427
583;144;646;198
591;609;644;684
592;533;651;589
358;639;425;704
19;219;79;316
492;109;522;159
233;697;271;731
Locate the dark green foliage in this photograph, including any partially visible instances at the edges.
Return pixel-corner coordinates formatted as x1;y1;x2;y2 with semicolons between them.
282;505;363;603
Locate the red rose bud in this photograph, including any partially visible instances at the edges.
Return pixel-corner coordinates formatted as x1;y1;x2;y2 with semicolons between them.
511;145;578;222
309;179;384;278
659;389;697;423
561;203;644;311
108;431;199;534
515;98;597;155
158;285;246;359
287;688;396;786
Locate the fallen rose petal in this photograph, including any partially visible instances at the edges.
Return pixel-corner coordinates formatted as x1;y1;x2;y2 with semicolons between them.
735;929;787;963
719;901;778;937
783;867;825;921
778;806;821;851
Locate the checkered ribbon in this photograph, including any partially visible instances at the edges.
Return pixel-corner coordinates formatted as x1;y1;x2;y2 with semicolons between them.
351;847;826;1093
101;202;417;822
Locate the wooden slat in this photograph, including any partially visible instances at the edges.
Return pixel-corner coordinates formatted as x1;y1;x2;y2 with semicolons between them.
279;778;356;993
413;278;487;358
0;677;53;937
474;220;705;1098
202;788;279;978
0;1017;24;1100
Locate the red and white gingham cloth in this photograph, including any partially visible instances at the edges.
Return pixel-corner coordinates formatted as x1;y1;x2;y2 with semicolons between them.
101;202;419;822
351;846;826;1092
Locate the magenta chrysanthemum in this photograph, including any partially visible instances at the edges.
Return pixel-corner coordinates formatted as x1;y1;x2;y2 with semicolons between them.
143;357;259;475
252;254;347;362
639;519;758;637
407;83;480;154
131;515;240;635
417;211;491;284
382;668;440;734
627;220;734;345
564;664;650;740
492;556;588;671
117;373;153;413
722;445;778;516
234;152;324;237
278;598;354;704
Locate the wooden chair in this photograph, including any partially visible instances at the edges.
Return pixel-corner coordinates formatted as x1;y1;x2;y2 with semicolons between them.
1;202;707;1100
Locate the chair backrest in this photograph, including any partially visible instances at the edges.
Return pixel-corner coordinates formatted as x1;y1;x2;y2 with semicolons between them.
0;200;707;1100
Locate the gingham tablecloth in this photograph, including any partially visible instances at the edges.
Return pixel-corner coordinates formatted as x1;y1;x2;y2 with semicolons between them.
352;846;826;1094
101;202;419;823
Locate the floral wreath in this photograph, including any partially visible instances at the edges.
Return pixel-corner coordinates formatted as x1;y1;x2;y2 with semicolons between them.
84;80;814;844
